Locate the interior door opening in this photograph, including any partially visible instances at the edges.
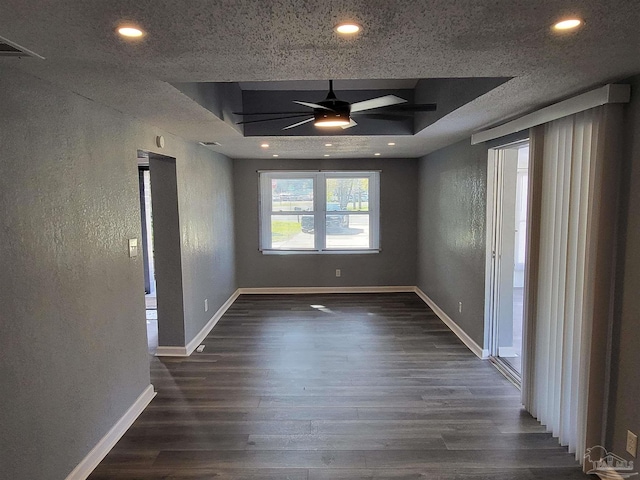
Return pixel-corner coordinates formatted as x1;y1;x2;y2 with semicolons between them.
138;151;158;354
486;141;530;385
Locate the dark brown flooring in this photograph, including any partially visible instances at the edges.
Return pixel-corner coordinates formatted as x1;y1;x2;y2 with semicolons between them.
89;293;589;479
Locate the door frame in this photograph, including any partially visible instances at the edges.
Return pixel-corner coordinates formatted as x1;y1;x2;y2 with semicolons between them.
484;140;530;386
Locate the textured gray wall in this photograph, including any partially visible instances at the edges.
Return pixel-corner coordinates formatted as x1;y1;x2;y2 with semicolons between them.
607;75;640;458
0;66;235;479
0;67;151;480
149;155;186;346
177;148;236;344
417;139;489;347
149;148;236;348
234;158;418;287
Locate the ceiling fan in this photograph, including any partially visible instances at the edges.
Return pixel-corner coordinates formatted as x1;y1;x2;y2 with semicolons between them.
234;80;437;130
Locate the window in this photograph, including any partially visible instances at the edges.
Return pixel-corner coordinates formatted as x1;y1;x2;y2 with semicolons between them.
259;171;380;253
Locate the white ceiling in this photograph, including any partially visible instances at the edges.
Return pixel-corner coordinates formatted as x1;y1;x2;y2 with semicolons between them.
1;0;639;159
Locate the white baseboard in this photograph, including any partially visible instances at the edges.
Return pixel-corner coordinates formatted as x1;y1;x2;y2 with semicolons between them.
184;289;241;355
65;384;155;480
413;287;489;359
156;289;240;357
155;345;188;356
237;286;415;295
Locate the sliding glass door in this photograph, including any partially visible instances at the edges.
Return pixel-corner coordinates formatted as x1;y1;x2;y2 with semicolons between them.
487;141;530;382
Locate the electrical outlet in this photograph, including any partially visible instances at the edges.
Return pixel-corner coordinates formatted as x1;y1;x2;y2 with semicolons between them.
627;430;637;457
458;302;463;313
336;269;341;277
204;299;208;312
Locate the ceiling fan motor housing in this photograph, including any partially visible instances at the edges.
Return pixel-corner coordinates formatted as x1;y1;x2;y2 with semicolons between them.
315;99;351;124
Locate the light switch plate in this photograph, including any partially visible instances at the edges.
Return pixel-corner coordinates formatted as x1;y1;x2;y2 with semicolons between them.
128;238;138;258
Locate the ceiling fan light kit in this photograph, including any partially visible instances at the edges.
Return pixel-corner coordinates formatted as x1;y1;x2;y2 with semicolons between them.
315;113;350;127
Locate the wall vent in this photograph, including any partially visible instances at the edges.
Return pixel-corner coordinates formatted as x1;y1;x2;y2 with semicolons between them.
0;35;44;58
199;141;222;146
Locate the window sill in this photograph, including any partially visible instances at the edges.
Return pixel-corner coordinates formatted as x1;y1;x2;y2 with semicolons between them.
260;249;381;255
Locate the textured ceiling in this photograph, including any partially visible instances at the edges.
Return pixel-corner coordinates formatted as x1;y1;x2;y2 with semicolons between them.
0;0;639;159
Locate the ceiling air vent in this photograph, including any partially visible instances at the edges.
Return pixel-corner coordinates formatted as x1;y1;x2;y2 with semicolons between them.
199;141;222;146
0;35;44;58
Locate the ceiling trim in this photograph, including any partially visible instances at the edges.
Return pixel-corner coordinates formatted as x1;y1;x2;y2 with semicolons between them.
471;84;631;145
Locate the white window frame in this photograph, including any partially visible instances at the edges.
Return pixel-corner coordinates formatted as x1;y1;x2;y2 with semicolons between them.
259;170;380;254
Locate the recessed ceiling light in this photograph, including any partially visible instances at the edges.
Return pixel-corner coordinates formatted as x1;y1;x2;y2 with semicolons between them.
553;18;583;31
272;154;279;157
388;142;396;146
374;153;381;156
336;23;361;35
117;26;145;38
261;143;269;148
325;143;333;147
324;154;330;157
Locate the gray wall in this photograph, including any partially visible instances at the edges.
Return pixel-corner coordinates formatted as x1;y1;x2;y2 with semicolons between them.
234;158;418;287
149;155;186;347
0;66;235;479
607;75;640;458
177;148;236;344
149;148;236;348
417;139;489;347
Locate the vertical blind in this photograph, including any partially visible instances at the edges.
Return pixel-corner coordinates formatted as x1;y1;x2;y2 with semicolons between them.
524;106;606;460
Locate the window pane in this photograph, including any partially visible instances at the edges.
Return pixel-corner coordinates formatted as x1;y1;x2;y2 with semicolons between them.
271;215;315;249
326;178;369;212
326;214;370;249
271;178;314;212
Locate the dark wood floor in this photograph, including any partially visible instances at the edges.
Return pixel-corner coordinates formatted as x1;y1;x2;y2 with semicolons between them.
89;293;589;479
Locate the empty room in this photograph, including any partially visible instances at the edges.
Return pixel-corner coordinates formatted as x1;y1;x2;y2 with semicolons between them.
1;1;640;479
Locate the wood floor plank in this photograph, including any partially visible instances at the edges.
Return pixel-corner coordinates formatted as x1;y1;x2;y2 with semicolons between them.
89;293;588;479
307;467;537;480
122;420;313;435
311;419;499;436
362;448;582;468
152;450;367;469
140;406;359;421
90;468;309;480
245;434;447;451
442;432;564;450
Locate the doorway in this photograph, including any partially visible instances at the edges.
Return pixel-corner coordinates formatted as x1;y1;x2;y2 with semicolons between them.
138;151;158;354
486;141;530;385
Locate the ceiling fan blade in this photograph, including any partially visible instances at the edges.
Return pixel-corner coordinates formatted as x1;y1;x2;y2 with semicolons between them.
350;95;407;113
354;113;413;121
380;103;437;112
233;111;312;116
283;117;315;130
236;114;313;125
341;118;358;129
293;101;334;111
